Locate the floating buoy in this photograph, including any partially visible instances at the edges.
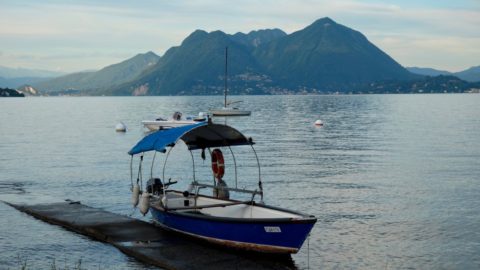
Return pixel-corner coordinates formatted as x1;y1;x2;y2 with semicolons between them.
131;183;140;207
314;119;324;126
115;122;127;132
139;192;150;215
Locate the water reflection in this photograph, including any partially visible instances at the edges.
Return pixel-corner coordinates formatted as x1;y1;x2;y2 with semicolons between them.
0;94;479;269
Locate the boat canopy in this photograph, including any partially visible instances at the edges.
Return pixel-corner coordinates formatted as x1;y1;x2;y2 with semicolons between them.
128;122;253;155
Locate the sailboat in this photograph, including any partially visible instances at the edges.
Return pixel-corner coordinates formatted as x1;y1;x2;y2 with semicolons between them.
210;47;251;117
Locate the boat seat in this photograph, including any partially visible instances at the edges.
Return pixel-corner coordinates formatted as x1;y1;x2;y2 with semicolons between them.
167;198;194;209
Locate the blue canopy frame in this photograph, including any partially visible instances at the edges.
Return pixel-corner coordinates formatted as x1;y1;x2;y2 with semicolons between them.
128;122;253;155
128;121;263;201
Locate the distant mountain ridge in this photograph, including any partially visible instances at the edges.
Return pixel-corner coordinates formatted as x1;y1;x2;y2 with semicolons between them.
231;29;287;48
108;17;418;96
0;66;65;78
17;17;479;95
252;17;413;90
362;75;480;94
0;66;66;88
454;66;480;82
33;52;160;93
0;76;51;89
407;66;480;82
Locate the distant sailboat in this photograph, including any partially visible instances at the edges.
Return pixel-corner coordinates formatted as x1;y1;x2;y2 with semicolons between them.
210;47;251;117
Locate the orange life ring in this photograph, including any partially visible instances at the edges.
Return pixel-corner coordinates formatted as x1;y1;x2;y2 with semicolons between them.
211;149;225;179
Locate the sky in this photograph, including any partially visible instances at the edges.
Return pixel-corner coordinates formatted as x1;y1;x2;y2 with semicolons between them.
0;0;479;73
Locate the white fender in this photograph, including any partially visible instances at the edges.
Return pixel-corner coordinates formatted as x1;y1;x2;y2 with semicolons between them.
139;192;150;215
131;183;140;207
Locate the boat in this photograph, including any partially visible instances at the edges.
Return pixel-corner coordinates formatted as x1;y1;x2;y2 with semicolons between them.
142;111;207;131
128;120;316;254
209;102;251;116
210;47;251;117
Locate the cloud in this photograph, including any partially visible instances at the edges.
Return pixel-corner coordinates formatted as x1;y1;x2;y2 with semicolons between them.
0;0;478;72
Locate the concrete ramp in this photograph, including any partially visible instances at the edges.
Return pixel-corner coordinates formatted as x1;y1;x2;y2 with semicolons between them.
5;201;295;270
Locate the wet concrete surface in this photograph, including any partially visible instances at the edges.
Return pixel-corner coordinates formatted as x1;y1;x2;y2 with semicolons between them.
4;201;296;270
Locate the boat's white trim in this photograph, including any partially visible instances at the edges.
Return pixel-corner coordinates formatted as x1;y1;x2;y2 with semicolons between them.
157;191;304;219
152;220;298;254
210;108;251;116
141;120;199;131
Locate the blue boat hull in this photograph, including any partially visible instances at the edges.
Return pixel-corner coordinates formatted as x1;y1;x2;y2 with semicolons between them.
150;206;316;254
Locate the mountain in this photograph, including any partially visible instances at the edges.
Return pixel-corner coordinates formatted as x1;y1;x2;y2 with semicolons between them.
454;66;480;82
360;75;480;94
407;66;480;82
406;67;451;77
253;17;414;90
21;18;473;96
0;76;52;88
0;66;65;78
231;29;287;48
33;52;160;93
0;66;64;88
108;18;415;95
108;30;277;95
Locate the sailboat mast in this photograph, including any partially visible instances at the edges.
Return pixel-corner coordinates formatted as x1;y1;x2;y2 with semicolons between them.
224;46;228;107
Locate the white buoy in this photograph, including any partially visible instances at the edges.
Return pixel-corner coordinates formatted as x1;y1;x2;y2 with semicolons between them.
139;192;150;215
131;183;140;207
314;119;324;126
115;122;127;132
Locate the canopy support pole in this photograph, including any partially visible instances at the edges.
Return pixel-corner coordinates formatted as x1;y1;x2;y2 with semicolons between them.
207;148;215;185
150;151;157;180
162;147;173;185
250;145;263;202
189;150;196;182
137;155;144;190
227;146;238;189
162;147;174;202
130;156;134;190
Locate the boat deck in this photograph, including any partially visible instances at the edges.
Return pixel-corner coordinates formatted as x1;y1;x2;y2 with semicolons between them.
158;191;306;219
4;201;295;270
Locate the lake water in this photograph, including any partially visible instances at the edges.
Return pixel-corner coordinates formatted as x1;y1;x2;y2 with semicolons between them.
0;95;479;269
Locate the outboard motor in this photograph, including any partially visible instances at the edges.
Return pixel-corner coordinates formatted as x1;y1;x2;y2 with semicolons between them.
146;178;164;195
172;112;182;121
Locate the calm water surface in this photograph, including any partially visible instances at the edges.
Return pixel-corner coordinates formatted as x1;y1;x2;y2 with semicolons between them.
0;95;479;269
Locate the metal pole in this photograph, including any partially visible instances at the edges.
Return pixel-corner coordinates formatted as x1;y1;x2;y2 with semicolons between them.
130;155;134;189
150;151;157;180
162;147;173;185
208;148;215;185
227;146;238;188
250;145;263;201
224;46;228;108
138;155;144;189
189;150;196;182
